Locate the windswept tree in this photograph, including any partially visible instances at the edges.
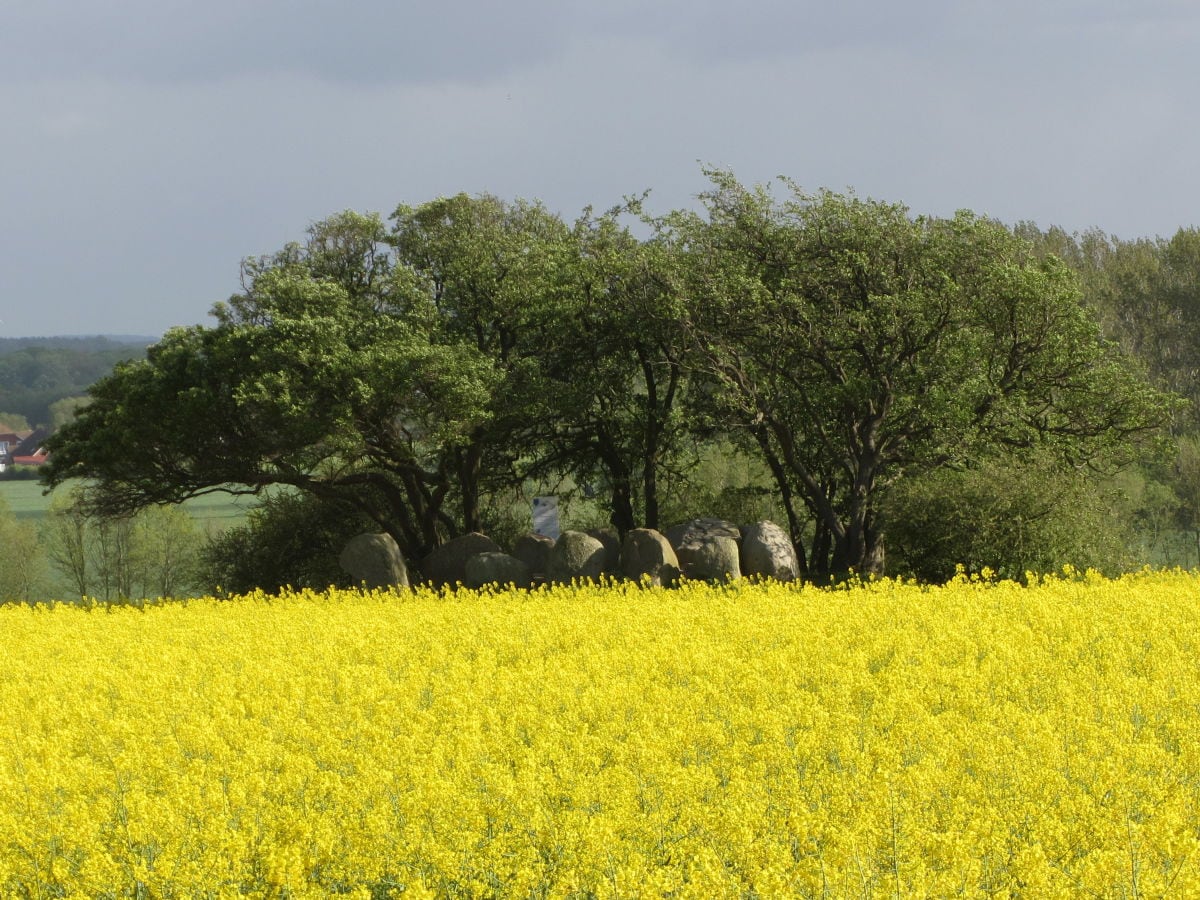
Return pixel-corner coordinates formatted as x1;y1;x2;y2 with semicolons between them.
42;202;565;562
389;193;573;533
662;171;1176;580
522;203;696;534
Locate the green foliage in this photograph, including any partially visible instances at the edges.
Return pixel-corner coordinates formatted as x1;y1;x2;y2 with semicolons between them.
519;202;696;533
0;412;30;432
661;172;1177;580
1020;224;1200;430
39;179;1180;584
135;506;206;599
0;340;146;426
1017;223;1200;566
198;491;375;595
1103;465;1183;565
0;497;48;602
1174;436;1200;536
44;203;569;562
0;336;154;354
883;455;1131;583
655;438;785;529
48;396;89;430
40;488;204;600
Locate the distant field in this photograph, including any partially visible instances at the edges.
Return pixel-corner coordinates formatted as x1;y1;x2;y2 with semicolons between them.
0;478;261;529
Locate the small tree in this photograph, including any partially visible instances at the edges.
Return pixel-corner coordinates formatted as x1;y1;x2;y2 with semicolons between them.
90;514;138;601
0;498;47;602
662;171;1178;580
42;488;203;600
133;505;203;598
43;489;90;597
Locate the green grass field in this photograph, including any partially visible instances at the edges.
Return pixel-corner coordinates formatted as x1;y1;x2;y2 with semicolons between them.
0;478;260;529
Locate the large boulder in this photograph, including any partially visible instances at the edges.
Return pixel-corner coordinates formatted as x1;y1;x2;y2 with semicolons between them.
664;517;742;552
420;532;500;588
676;535;742;583
339;533;409;589
464;552;533;590
546;530;608;584
621;528;681;587
586;528;622;573
512;532;555;578
739;521;801;582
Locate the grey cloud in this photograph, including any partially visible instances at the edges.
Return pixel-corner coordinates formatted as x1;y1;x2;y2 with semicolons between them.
1;1;1198;336
1;1;576;85
8;1;1196;88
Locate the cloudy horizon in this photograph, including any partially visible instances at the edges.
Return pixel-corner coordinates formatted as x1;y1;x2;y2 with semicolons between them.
3;1;1198;337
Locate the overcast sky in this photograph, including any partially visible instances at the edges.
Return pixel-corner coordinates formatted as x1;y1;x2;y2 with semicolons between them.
2;0;1197;337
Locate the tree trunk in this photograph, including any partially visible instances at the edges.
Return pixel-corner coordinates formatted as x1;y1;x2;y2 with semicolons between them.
638;352;680;535
609;483;636;537
811;520;833;583
459;439;485;534
643;462;659;532
596;428;637;537
830;521;886;579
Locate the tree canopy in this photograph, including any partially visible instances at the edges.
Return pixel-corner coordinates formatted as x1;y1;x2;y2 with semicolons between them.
660;173;1176;578
44;207;520;561
42;175;1179;580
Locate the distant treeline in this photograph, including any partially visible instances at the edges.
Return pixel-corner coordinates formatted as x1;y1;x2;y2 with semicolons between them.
0;336;156;355
0;336;154;428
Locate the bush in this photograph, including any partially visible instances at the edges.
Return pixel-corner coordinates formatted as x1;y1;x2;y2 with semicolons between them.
882;454;1131;583
198;491;377;595
1;465;44;481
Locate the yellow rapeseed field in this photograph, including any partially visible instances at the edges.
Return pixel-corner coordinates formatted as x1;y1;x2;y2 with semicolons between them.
3;570;1200;898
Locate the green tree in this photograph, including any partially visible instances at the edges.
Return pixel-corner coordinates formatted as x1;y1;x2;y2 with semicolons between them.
43;490;88;596
42;488;204;600
654;437;786;530
132;505;203;598
663;172;1176;580
0;412;30;432
389;194;573;535
48;396;89;431
519;203;697;534
1026;225;1200;429
1172;435;1200;566
0;341;146;426
42;489;135;601
90;514;137;600
0;497;47;602
41;203;567;562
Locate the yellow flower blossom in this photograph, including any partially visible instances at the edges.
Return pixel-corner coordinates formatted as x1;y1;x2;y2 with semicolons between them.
2;571;1200;896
